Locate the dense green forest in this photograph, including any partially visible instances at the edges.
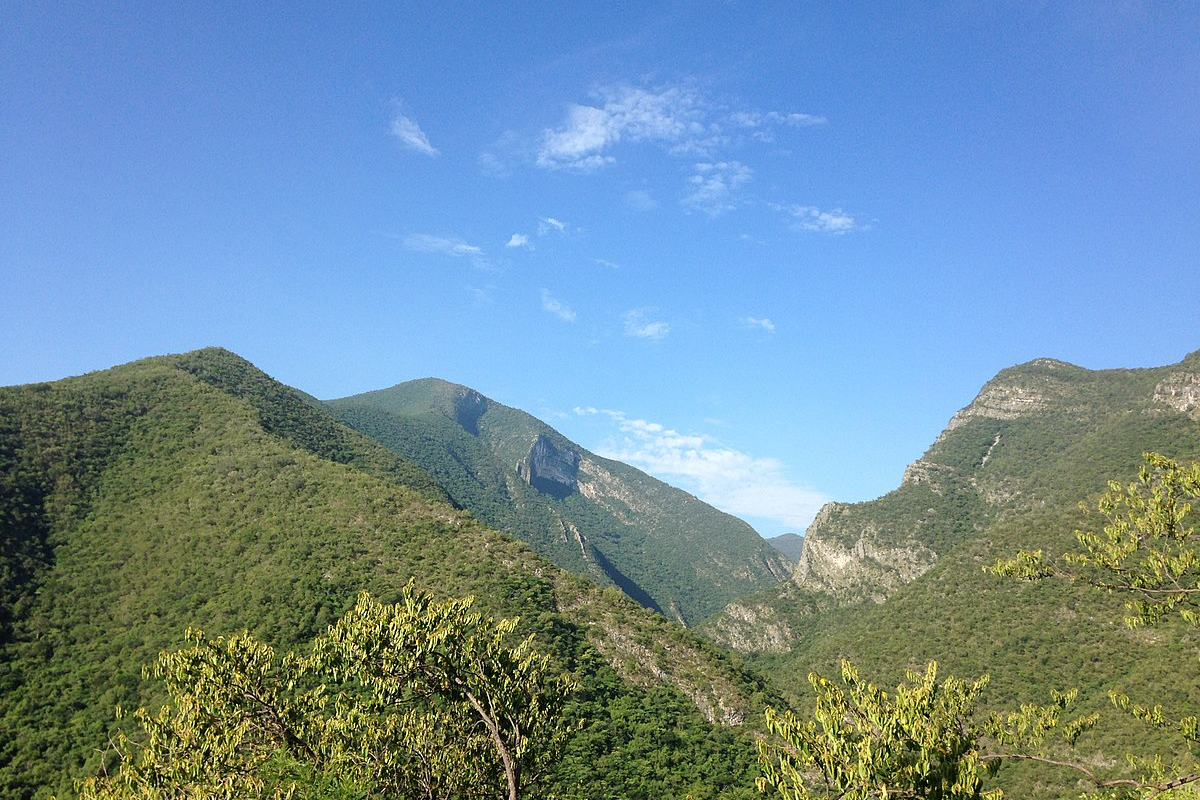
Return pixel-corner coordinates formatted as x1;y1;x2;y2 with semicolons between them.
0;350;772;800
326;378;790;627
2;347;1199;798
707;352;1200;798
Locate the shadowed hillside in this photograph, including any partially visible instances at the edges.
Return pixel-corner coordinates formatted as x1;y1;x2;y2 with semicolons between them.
327;378;790;627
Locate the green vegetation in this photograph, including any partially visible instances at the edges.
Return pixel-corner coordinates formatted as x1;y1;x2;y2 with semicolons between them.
758;454;1200;799
758;661;998;800
6;346;1200;799
988;453;1200;795
327;378;790;627
709;353;1200;798
77;585;575;800
0;349;770;800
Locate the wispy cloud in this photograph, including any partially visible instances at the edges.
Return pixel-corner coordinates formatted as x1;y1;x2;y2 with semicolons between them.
742;316;776;333
624;189;658;211
404;234;494;269
465;284;493;306
537;86;705;170
728;110;827;142
537;217;568;236
506;233;532;249
682;161;752;217
390;112;439;157
593;258;621;269
574;407;828;530
535;84;823;171
622;308;670;340
776;204;862;234
540;289;576;321
404;234;482;257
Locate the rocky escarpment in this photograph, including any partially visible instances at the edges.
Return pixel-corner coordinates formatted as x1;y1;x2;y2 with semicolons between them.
703;598;800;654
792;503;939;602
516;434;580;499
1154;370;1200;420
788;363;1087;602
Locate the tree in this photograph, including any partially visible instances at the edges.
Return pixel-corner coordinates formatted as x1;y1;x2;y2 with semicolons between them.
72;584;576;800
989;452;1200;797
756;660;998;800
757;454;1200;800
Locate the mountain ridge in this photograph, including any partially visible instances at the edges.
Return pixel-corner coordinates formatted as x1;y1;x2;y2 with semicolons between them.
0;348;775;799
326;377;790;627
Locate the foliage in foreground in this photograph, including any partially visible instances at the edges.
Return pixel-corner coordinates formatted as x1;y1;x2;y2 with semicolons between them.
74;585;575;800
759;454;1200;799
757;660;997;800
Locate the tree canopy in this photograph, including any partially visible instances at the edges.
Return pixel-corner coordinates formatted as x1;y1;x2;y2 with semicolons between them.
74;584;576;800
759;454;1200;800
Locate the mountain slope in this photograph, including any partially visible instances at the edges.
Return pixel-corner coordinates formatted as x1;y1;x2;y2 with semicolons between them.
703;350;1200;798
327;378;790;626
0;349;774;800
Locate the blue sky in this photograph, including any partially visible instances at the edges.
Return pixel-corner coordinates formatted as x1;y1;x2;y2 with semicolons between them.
3;2;1198;536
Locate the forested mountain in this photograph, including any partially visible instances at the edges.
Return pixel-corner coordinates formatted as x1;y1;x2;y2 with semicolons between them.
764;533;803;562
0;348;775;800
326;379;790;627
704;351;1200;797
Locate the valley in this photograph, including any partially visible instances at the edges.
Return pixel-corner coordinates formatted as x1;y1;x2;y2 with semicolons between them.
2;347;1198;799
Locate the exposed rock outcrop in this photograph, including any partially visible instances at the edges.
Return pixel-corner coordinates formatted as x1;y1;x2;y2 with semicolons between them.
793;502;938;603
516;434;580;499
1154;371;1200;419
704;600;798;653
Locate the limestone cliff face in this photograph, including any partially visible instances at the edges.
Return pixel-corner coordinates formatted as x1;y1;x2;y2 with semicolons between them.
1154;370;1200;420
703;599;799;654
516;434;580;499
793;503;937;602
786;363;1084;601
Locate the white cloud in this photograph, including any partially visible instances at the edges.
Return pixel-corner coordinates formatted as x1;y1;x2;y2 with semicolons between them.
777;204;861;234
574;407;828;530
742;316;776;333
624;189;658;211
537;85;707;170
506;233;532;249
390;113;439;157
540;289;576;322
682;161;752;217
729;110;827;131
535;84;825;170
622;309;670;340
404;234;483;257
404;234;495;270
537;217;568;236
593;258;621;269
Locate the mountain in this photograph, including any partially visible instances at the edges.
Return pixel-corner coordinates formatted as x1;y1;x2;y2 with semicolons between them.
764;533;804;561
326;379;790;627
0;349;774;800
703;351;1200;798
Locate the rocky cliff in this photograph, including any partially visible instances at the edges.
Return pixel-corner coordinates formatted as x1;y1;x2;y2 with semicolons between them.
705;350;1200;652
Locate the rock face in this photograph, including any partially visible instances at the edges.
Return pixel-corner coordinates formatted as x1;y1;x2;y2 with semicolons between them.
1154;370;1200;420
793;504;938;602
518;434;580;499
703;600;798;654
